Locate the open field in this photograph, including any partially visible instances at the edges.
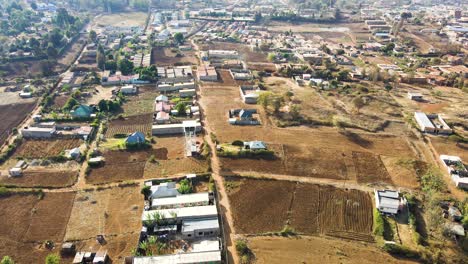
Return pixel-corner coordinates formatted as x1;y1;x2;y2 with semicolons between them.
249;236;418;264
0;170;78;188
94;12;147;28
86;149;151;184
430;137;468;161
199;42;269;63
0;102;37;146
65;186;142;262
122;86;160;115
0;192;75;263
0;88;35;106
105;113;153;138
143;136;209;178
14;138;82;159
151;46;199;66
226;178;373;241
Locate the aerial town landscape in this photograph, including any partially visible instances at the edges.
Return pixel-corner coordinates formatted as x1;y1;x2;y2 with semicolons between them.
0;0;466;263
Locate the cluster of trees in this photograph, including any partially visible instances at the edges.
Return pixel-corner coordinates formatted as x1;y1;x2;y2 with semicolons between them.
1;253;60;264
257;91;285;114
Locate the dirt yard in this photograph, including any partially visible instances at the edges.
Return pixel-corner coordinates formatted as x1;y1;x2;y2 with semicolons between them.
0;102;37;146
65;186;142;262
0;169;78;188
0;192;75;263
226;178;373;241
105;113;153;138
14;138;83;159
199;42;269;63
151;46;199;66
249;236;418;264
94;12;147;28
0;88;35;106
122;86;160;115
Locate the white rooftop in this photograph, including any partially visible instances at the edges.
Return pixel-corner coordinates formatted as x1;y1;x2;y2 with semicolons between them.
182;217;220;233
142;205;218;221
152;192;210;208
132;250;221;264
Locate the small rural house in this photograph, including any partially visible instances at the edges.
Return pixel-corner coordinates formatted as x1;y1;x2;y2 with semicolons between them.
71;105;93;118
151;192;211;210
414;112;452;134
21;126;56;139
181;217;220;239
142;205;218;224
125;132;146;145
155;111;170;124
120;84;138;95
244;141;267;150
155;95;169;103
407;92;423;101
374;190;406;215
67;148;81;159
149;182;180;199
88;156;104;166
440;155;468;189
239;85;260;104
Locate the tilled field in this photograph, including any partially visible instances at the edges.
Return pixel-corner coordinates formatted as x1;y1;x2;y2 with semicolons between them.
0;170;78;188
105;113;153;138
0;192;75;263
14;138;82;158
0;102;36;146
352;151;391;184
227;178;373;241
86;149;157;184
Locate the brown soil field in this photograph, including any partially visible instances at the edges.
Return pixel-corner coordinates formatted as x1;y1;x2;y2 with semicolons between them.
0;169;78;188
430;137;468;162
227;178;373;241
352;151;391;184
65;186;142;262
122;86;160;115
151;46;198;66
54;33;87;72
0;192;75;263
143;136;209;178
0;102;36;146
247;62;277;72
226;178;295;234
202;69;254;87
200;42;269;63
87;149;154;184
51;94;69;109
380;156;420;189
105;113;153;138
249;236;418;264
14;138;82;159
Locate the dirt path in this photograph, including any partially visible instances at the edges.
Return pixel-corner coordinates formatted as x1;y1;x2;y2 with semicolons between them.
193;39;240;264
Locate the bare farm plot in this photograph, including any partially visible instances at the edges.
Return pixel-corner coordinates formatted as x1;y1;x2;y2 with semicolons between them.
94;12;147;28
227;178;373;241
143;136;209;178
14;138;82;159
65;186;142;261
352;151;391;184
0;192;75;264
86;149;153;184
105;113;153;138
200;42;269;63
151;46;198;66
249;236;418;264
0;169;78;188
0;88;35;106
0;102;36;146
122;87;160;115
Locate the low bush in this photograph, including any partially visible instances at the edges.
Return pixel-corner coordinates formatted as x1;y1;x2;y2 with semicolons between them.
232;140;244;146
373;209;385;237
383;243;419;259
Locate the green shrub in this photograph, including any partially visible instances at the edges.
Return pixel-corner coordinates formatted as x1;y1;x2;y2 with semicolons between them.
383;243;419;259
421;168;447;193
0;187;11;197
178;179;192;194
45;254;60;264
141;185;152;200
373;209;385;237
1;256;14;264
280;225;296;236
235;239;249;255
113;133;128;138
232;140;244;146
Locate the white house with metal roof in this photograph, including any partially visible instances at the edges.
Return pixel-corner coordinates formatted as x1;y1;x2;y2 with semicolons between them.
142;205;218;224
132;250;221;264
181;217;220;239
374;190;406;215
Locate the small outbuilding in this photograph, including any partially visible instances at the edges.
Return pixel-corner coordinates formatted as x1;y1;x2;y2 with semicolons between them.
374;189;406;215
243;141;267;150
125;132;146;145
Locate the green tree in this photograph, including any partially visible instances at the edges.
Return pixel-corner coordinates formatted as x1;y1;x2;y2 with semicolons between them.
118;58;134;75
46;45;58;58
88;30;97;42
30;2;37;10
352;97;365;113
1;256;14;264
63;97;79;111
48;29;63;48
96;45;106;70
141;185;152;200
173;32;184;45
45;254;60;264
178;179;192;194
175;102;187;115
